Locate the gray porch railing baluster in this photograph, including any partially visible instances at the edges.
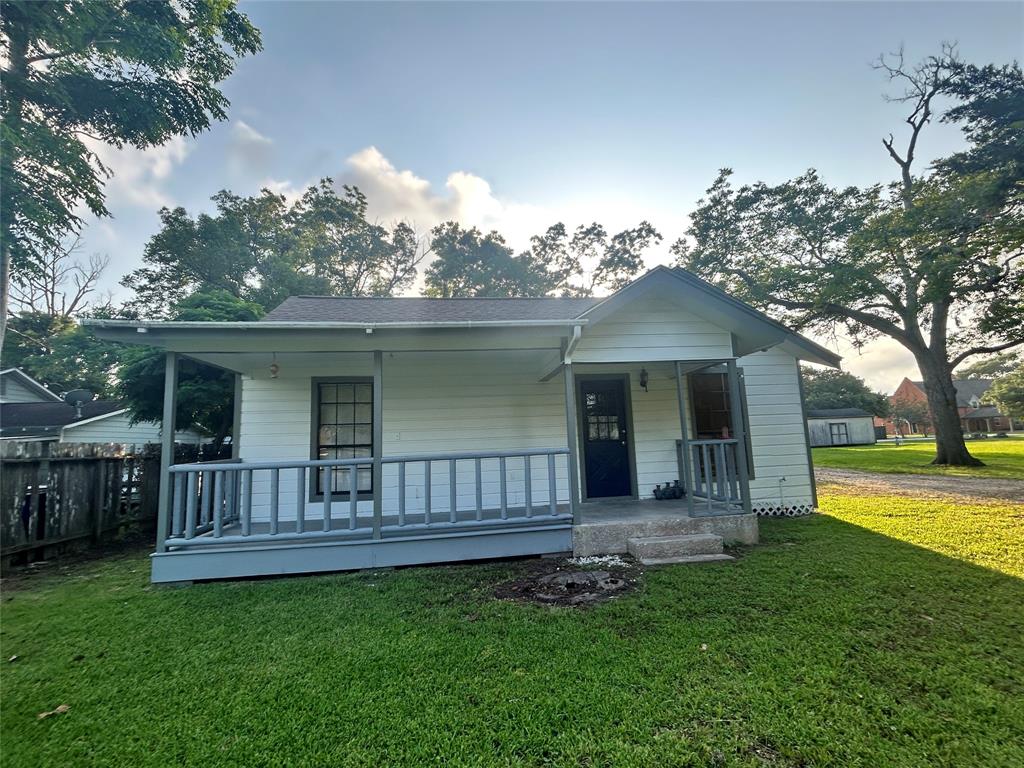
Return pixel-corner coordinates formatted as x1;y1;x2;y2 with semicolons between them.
242;469;252;536
449;459;457;523
213;471;224;537
499;457;507;519
424;460;432;525
270;468;279;534
185;472;197;539
397;463;406;526
474;458;483;521
349;466;358;529
322;470;332;532
172;474;184;538
295;466;305;534
701;444;712;513
548;453;557;515
524;455;532;518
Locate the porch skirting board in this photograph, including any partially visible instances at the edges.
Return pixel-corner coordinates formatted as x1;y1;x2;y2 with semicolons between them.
151;524;572;583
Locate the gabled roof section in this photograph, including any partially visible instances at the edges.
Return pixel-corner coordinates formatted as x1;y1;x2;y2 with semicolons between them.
264;296;601;323
579;267;842;367
0;401;125;438
0;368;62;402
806;408;873;419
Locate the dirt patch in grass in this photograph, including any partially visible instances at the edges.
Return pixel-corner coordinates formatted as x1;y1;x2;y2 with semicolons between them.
494;556;641;607
816;467;1024;503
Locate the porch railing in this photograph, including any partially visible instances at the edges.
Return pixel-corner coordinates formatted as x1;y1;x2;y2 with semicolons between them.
163;448;570;548
679;439;743;512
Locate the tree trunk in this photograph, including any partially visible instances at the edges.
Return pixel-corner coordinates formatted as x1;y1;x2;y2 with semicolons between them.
915;351;983;466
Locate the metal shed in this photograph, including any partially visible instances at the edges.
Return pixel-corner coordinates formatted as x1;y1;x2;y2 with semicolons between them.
806;408;877;447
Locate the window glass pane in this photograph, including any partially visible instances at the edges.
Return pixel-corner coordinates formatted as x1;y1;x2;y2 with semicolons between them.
318;426;337;445
336;383;355;403
356;467;372;491
319;404;338;426
353;447;371;459
353;425;372;445
320;383;338;403
353;403;371;424
354;383;372;402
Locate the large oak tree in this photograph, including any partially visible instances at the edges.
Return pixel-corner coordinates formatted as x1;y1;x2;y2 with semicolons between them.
674;48;1023;465
0;0;261;348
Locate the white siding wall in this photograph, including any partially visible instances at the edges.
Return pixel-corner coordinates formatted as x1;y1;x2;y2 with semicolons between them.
1;376;52;403
739;350;816;515
62;413;204;445
807;417;876;446
237;350;817;520
573;295;733;363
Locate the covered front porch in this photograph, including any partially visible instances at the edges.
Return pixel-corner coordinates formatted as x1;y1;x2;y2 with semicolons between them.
146;347;754;582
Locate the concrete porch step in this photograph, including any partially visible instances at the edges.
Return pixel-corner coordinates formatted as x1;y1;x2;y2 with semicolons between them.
627;533;726;565
638;553;735;566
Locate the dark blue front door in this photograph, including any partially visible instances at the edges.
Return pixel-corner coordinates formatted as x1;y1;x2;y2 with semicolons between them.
580;378;632;498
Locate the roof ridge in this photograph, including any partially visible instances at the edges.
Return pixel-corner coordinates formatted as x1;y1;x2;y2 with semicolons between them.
285;295;600;301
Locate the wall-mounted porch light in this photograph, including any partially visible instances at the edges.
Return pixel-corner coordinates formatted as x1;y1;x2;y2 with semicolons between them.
640;367;649;392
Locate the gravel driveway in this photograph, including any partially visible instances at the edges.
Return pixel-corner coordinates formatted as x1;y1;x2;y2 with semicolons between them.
815;467;1024;503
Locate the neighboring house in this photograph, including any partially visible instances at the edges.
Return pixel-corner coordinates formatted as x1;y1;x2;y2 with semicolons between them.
806;408;876;447
877;377;1020;435
1;367;207;445
0;368;63;404
86;266;842;583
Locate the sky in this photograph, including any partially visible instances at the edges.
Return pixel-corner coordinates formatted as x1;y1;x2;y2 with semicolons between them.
79;1;1023;392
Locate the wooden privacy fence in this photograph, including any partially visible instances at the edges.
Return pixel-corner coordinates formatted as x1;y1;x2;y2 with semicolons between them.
1;442;226;566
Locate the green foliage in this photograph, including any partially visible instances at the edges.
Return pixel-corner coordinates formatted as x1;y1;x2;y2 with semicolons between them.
116;289;262;443
0;0;261;292
2;311;120;396
121;181;424;316
423;220;662;298
956;351;1022;379
988;366;1024;421
673;48;1024;465
800;367;888;416
4;491;1023;765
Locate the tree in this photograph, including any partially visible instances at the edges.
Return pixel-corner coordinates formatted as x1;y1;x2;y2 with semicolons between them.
956;351;1021;379
801;367;888;416
889;393;932;437
116;289;263;447
422;220;662;298
4;237;120;395
423;223;550;298
988;365;1024;421
0;0;261;348
122;181;427;316
673;47;1024;466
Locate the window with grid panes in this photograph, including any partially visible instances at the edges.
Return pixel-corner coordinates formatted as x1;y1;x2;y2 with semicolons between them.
315;381;373;496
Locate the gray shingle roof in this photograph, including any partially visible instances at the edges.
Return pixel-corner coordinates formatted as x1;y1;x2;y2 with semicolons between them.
806;408;874;419
263;296;603;323
911;379;993;408
0;401;124;438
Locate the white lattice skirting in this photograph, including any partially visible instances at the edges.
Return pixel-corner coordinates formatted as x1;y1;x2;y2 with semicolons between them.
753;502;816;517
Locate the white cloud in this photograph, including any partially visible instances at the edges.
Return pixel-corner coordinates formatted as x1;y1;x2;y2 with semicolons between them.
87;136;191;210
228;120;274;178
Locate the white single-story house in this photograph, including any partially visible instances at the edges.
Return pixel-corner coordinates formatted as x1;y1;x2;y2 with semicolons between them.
806;408;877;447
85;267;840;583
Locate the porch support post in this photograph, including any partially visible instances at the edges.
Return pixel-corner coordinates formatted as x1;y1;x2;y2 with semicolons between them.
156;352;179;553
372;350;384;540
231;373;243;460
675;361;695;517
563;363;580;517
726;359;753;515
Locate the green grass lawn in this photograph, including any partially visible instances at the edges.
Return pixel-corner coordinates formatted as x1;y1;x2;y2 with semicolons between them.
3;494;1023;767
813;434;1024;479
